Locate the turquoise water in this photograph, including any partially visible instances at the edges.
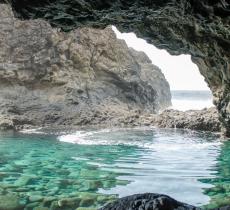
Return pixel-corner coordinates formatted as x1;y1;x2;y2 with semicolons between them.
0;128;229;209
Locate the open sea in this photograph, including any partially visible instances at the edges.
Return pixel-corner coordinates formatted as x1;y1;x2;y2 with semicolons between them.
170;90;214;111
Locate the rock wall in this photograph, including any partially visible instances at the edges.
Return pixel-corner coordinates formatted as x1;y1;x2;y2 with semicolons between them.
0;4;171;130
7;0;230;136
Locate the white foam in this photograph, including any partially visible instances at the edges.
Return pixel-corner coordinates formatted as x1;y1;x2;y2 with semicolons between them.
58;128;150;145
58;129;113;144
144;142;222;151
58;128;222;152
20;127;45;134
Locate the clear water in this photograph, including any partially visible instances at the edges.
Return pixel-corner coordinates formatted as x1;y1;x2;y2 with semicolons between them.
0;128;229;210
170;90;214;111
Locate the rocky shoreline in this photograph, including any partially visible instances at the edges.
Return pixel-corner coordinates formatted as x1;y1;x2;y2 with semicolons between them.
0;4;221;135
0;107;220;135
8;0;230;137
0;4;171;133
153;107;220;132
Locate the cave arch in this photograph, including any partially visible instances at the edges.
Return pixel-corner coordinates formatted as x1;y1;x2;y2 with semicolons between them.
5;0;230;136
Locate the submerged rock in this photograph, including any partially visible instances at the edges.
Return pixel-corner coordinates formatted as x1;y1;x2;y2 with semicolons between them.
57;197;81;208
33;207;49;210
0;194;25;210
0;4;171;130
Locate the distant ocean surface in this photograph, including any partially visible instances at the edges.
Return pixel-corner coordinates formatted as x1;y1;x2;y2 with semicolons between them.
170;90;214;111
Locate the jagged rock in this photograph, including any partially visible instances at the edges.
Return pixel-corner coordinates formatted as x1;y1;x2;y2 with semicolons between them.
0;115;14;131
99;193;230;210
114;107;220;133
154;107;221;132
6;0;230;136
0;4;171;130
99;193;200;210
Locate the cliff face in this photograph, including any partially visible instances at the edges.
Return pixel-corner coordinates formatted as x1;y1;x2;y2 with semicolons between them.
7;0;230;136
0;4;171;130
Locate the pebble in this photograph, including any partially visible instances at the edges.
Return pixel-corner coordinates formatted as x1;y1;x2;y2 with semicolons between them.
29;195;44;202
0;194;25;210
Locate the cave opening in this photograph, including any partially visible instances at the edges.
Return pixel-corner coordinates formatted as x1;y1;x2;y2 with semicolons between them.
0;4;230;209
112;26;214;112
3;0;229;136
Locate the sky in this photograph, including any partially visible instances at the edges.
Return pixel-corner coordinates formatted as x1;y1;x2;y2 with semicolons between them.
112;26;209;91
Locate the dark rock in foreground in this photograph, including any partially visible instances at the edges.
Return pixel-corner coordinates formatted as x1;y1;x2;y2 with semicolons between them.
99;193;199;210
100;193;230;210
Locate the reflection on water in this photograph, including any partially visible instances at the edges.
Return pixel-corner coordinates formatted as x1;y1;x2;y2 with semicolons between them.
0;128;229;209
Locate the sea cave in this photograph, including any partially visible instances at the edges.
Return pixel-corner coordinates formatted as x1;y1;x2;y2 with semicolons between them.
0;0;229;210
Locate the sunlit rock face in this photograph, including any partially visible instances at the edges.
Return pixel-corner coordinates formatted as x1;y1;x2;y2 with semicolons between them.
7;0;230;136
0;4;171;130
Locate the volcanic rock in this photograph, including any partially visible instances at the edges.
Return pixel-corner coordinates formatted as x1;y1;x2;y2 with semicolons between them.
99;193;200;210
7;0;229;136
0;4;171;130
154;107;221;132
100;193;230;210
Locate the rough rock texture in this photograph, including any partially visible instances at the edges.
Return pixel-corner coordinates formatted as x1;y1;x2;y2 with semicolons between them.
99;193;200;210
0;4;171;130
115;107;220;133
153;107;221;132
6;0;230;136
100;193;229;210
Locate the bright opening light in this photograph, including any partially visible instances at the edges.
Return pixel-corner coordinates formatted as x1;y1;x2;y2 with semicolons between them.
112;26;214;110
112;26;209;91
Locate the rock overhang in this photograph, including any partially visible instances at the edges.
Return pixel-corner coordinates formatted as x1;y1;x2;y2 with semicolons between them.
2;0;230;136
